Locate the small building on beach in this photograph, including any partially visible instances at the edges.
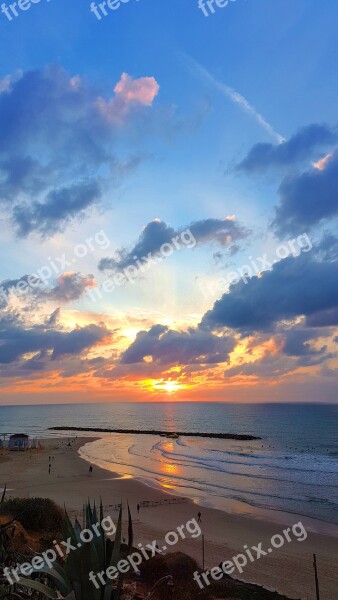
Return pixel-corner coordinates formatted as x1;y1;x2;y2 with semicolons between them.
8;433;30;451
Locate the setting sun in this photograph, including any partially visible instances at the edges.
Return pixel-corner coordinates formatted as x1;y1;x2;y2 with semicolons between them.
151;379;184;394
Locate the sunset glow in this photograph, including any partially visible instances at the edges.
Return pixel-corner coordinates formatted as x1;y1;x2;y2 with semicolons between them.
151;379;186;394
0;1;337;406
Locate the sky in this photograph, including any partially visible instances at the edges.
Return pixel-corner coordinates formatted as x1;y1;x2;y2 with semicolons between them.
0;0;338;404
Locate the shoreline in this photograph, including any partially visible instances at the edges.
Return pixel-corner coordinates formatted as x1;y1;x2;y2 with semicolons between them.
78;437;338;538
0;437;337;599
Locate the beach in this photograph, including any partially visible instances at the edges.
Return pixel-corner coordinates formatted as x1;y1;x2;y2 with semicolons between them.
0;436;337;600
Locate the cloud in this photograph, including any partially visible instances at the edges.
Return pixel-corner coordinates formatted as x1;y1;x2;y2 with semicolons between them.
315;232;338;262
201;253;338;333
237;124;337;173
0;275;37;308
0;271;96;307
224;326;335;380
313;153;333;171
0;313;109;364
306;307;338;327
46;308;60;327
225;353;292;380
273;152;338;236
49;272;96;303
0;75;11;94
181;54;284;143
96;73;160;124
98;217;248;272
120;324;235;366
0;66;159;237
51;324;108;360
281;326;333;366
13;180;102;237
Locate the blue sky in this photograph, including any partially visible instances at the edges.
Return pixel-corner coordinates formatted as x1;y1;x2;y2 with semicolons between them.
0;0;338;404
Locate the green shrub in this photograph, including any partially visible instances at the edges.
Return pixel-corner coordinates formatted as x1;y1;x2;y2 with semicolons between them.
0;497;64;533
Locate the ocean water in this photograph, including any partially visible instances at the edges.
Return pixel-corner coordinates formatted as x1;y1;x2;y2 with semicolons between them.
0;402;337;529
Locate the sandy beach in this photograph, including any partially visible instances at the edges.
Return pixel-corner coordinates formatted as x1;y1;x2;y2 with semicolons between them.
0;437;337;600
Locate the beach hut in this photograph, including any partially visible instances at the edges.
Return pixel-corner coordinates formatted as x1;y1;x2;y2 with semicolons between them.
8;433;30;451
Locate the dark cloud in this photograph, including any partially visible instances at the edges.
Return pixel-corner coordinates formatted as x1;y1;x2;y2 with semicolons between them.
18;350;50;373
282;328;322;357
273;152;338;236
0;66;207;238
120;324;235;366
201;253;338;333
281;326;333;366
189;218;248;246
99;218;248;272
99;220;175;271
237;123;337;173
0;66;159;237
51;324;108;360
0;313;108;364
13;180;102;237
306;307;338;327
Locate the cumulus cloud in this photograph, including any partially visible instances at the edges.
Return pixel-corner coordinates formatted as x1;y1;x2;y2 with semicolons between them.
99;217;248;272
120;324;235;366
237;123;337;173
281;326;333;366
96;73;160;124
51;324;108;360
0;66;159;237
273;152;338;236
201;253;338;333
0;313;109;365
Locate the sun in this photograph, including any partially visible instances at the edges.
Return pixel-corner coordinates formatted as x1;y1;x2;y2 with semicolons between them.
152;379;183;394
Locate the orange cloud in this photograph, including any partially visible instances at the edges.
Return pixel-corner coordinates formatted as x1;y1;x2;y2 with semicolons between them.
96;73;160;124
313;152;333;171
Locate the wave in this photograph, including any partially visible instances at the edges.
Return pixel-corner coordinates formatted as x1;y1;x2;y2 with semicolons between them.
79;434;338;527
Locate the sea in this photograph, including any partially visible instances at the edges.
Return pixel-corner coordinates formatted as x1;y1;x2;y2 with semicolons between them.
0;402;337;531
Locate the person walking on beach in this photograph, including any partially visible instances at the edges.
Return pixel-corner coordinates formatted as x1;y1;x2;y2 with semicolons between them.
89;465;93;474
197;511;202;523
137;503;140;516
48;464;51;475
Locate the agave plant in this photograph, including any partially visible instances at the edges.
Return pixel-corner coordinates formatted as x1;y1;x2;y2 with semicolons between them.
0;485;21;599
18;499;133;600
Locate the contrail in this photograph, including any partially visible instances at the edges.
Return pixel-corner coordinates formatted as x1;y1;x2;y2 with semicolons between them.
181;54;285;144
